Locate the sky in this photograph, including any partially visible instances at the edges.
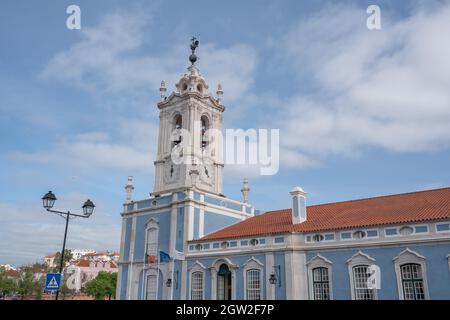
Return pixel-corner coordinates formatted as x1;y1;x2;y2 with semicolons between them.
1;0;450;267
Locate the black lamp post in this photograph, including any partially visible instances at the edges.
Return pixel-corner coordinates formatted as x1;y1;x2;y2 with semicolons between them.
41;191;95;300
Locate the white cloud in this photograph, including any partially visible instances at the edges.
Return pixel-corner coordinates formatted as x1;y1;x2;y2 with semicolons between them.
40;11;257;105
272;3;450;167
9;125;155;174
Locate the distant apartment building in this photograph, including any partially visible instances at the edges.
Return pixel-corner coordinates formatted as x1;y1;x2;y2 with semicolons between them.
69;249;96;260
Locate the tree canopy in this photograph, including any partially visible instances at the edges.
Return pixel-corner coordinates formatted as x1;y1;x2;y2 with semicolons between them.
84;271;117;300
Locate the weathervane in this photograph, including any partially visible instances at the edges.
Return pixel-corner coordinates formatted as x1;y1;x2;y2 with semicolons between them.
189;36;199;65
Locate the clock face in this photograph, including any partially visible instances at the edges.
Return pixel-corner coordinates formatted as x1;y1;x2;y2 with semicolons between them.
164;161;180;183
200;164;214;184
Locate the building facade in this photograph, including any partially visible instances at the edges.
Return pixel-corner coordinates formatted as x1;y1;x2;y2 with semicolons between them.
117;41;450;300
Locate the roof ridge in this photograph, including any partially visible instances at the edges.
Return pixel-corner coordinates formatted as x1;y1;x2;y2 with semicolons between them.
307;186;450;208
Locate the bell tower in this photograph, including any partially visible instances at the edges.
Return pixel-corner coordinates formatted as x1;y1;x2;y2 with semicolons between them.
153;38;224;195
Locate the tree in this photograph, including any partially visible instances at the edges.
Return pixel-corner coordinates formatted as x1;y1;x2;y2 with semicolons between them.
84;271;117;300
53;249;73;272
0;268;18;298
17;267;41;300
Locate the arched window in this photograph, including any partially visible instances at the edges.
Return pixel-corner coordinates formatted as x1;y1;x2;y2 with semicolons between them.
352;265;375;300
307;254;333;300
347;251;377;300
191;272;204;300
394;249;429;300
174;115;182;130
146;227;158;258
246;269;261;300
400;263;425;300
200;116;209;148
312;267;330;300
172;115;182;147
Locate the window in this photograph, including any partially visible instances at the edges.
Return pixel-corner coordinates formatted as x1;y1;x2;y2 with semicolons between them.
313;234;324;242
352;265;376;300
220;241;229;249
394;248;429;300
200;116;209;148
172;115;182;146
399;226;414;236
400;264;425;300
145;274;157;300
353;230;366;239
307;254;333;300
246;269;261;300
146;227;158;257
191;272;204;300
312;267;330;300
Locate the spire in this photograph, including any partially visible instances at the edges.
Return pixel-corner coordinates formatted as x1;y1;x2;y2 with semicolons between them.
241;177;250;203
216;83;223;103
125;176;134;204
159;80;167;101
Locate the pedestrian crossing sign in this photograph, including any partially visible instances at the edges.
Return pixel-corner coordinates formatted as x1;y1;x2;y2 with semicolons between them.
45;273;61;291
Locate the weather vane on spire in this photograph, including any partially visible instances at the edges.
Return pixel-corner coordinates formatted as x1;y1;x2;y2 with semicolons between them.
189;36;199;65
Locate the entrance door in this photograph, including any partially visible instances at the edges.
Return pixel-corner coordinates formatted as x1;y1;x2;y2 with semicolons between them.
217;264;232;300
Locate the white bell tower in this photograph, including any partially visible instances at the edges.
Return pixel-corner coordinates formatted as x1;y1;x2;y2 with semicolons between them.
153;38;224;195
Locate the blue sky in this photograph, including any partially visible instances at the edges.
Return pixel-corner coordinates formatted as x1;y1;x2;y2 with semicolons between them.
1;0;450;266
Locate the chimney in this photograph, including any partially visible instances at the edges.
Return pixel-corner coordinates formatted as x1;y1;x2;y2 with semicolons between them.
241;177;250;203
125;176;134;204
290;186;307;224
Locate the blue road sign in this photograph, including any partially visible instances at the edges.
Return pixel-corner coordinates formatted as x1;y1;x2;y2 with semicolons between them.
45;273;61;291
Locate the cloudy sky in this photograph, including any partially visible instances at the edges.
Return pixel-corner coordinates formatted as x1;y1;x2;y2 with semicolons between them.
1;0;450;267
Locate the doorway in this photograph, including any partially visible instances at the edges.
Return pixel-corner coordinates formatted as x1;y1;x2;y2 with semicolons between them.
217;264;232;300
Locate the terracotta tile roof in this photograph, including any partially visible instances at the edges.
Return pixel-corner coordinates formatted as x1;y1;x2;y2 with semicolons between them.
75;259;91;267
196;187;450;241
74;259;118;268
6;269;19;277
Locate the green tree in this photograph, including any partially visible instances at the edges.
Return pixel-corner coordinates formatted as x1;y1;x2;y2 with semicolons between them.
84;271;117;300
0;267;18;297
53;249;73;272
17;267;41;300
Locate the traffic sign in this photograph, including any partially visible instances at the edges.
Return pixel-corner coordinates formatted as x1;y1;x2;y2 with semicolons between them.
45;273;61;291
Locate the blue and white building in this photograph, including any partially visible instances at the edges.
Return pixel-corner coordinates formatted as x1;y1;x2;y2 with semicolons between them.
117;43;450;300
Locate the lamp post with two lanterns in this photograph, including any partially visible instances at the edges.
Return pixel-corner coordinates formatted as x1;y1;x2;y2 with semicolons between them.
41;191;95;300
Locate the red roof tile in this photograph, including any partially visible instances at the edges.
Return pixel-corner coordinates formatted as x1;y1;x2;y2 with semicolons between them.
197;187;450;241
75;260;90;267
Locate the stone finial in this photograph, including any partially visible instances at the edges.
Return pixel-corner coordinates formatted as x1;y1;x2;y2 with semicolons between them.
216;83;223;102
189;37;199;65
125;176;134;204
159;80;167;101
241;177;250;203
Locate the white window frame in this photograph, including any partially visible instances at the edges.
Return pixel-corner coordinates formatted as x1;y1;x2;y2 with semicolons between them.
144;218;159;258
243;257;264;300
436;222;450;233
393;248;429;300
347;251;378;300
188;261;206;300
306;254;333;300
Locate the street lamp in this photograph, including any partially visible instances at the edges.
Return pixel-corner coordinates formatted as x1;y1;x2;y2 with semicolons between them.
269;265;281;287
41;191;95;300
